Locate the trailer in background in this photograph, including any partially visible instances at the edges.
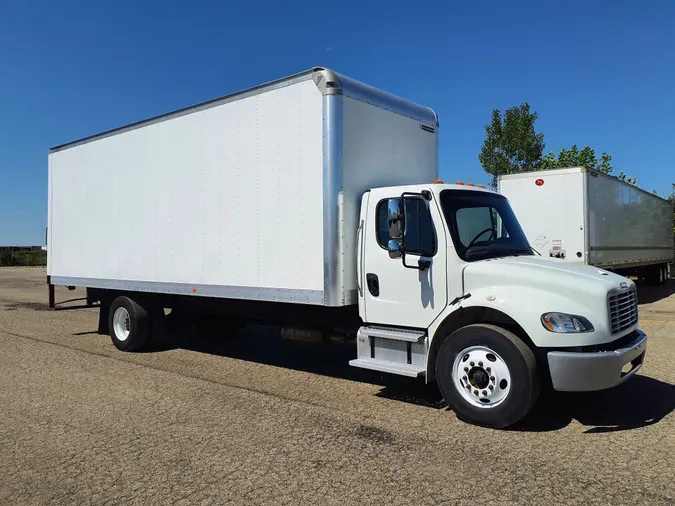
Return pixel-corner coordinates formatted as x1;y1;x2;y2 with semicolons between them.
498;167;674;284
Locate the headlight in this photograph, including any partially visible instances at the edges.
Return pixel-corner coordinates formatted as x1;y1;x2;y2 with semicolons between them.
541;313;594;333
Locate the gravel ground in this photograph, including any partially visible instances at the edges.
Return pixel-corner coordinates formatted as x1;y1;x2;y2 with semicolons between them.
0;267;673;505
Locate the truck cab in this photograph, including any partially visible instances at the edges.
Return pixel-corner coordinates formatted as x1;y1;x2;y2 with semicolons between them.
352;181;647;427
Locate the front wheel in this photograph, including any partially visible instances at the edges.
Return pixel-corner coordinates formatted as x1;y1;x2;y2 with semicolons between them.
436;324;540;428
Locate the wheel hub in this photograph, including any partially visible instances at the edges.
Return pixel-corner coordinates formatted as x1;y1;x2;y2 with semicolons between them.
468;367;489;389
452;346;511;408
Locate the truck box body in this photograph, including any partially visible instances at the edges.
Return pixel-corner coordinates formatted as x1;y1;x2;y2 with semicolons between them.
498;167;674;270
47;68;438;306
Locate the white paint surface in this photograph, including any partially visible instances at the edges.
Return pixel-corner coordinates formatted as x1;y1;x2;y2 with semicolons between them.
49;80;325;292
341;98;438;295
498;168;586;262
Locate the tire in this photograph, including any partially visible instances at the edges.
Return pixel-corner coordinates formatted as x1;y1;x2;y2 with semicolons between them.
660;265;668;286
436;324;540;429
647;265;666;286
108;296;149;352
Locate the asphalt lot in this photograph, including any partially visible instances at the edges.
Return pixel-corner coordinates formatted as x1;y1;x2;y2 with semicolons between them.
0;267;673;505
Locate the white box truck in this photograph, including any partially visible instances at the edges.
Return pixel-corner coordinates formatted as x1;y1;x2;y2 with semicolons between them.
48;68;648;428
498;167;674;284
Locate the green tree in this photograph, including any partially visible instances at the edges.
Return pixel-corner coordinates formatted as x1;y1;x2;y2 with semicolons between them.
539;145;613;174
479;103;545;188
538;145;638;184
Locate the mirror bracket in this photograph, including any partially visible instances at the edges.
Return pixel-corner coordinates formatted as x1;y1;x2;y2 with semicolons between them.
387;191;434;271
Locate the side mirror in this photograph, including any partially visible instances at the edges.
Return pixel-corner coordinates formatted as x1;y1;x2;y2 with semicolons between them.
387;239;402;259
387;198;404;239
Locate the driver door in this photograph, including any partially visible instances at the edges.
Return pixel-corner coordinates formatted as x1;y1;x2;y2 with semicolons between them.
361;189;447;328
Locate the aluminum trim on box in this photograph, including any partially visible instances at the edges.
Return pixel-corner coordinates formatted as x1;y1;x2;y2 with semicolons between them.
50;276;325;304
338;74;438;126
322;94;344;306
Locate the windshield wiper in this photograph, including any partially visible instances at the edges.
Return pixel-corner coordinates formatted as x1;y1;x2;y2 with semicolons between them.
465;245;533;261
465;246;512;260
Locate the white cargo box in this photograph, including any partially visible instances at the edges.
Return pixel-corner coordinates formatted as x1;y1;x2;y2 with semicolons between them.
48;68;438;306
498;167;674;269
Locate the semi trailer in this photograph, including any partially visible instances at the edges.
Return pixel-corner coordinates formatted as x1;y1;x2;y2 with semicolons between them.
498;167;674;284
47;68;647;428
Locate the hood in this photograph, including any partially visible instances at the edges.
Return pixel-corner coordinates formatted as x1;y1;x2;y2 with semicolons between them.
463;255;631;296
461;255;637;347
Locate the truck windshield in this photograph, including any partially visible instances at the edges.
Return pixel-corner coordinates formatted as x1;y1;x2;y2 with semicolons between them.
439;189;533;262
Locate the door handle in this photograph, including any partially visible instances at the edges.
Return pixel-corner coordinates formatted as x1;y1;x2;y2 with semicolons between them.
366;273;379;297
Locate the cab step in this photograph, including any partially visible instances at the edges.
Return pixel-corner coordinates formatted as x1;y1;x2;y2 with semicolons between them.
350;326;428;378
360;326;426;343
349;358;425;377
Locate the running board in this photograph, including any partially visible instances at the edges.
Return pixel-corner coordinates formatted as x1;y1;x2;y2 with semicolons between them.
351;326;428;378
360;326;426;343
349;358;425;378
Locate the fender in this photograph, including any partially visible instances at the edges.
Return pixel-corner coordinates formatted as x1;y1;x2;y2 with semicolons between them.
426;284;613;381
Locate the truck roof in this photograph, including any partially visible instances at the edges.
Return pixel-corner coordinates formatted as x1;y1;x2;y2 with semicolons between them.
498;167;586;179
498;167;672;203
374;182;496;196
50;67;439;153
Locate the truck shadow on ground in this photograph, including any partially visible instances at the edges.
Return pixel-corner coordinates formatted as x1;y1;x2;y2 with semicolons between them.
635;279;675;304
156;322;674;433
375;374;674;433
509;376;675;433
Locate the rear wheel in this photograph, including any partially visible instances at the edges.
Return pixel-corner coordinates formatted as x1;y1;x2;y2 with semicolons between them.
645;264;666;286
436;324;540;428
108;296;149;352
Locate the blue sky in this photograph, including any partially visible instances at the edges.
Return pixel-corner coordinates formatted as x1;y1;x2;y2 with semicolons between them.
1;0;673;245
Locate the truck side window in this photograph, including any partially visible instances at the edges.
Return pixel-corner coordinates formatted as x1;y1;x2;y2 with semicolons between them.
377;198;436;256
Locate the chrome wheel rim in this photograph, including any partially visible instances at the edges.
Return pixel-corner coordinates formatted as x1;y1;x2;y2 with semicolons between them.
452;346;511;408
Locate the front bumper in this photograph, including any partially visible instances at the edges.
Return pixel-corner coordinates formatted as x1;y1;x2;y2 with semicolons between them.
547;330;647;392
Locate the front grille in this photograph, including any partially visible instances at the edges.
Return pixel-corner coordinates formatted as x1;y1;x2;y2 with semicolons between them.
608;288;638;335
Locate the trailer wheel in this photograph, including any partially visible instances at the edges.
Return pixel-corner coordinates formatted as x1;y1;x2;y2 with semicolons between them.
645;264;666;286
436;324;540;429
108;296;149;352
